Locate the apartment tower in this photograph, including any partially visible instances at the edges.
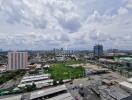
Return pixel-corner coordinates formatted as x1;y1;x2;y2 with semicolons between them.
8;52;28;70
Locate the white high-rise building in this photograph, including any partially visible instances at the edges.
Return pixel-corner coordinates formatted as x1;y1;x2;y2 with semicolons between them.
8;52;28;70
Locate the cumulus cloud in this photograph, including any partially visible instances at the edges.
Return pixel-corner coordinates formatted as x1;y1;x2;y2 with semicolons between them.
0;0;132;50
126;0;132;9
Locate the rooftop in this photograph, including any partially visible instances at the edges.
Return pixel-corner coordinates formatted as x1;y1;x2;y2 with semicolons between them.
30;85;68;99
0;95;21;100
46;93;73;100
119;81;132;90
121;95;132;100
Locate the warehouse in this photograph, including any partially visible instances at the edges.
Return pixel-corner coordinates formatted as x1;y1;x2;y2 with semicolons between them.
22;74;50;80
0;85;73;100
18;79;53;88
46;93;74;100
0;95;21;100
119;81;132;93
30;85;73;100
127;78;132;83
18;74;53;88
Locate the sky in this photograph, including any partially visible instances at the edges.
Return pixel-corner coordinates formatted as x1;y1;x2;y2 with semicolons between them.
0;0;132;50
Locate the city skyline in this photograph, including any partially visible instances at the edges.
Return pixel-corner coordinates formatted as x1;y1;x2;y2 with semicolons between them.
1;1;132;100
0;0;132;50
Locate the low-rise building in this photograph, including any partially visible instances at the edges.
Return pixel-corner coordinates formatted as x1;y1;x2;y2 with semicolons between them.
121;95;132;100
30;85;73;100
119;81;132;93
0;85;73;100
43;64;50;68
0;95;22;100
18;74;53;88
55;56;65;61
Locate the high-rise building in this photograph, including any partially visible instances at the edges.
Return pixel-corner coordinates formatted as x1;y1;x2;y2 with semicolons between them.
94;44;103;58
8;52;28;70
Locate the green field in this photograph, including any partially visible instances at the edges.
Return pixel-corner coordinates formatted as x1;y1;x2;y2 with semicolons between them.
48;60;85;81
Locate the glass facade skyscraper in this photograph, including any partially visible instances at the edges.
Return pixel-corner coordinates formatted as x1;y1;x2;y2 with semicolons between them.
94;44;103;58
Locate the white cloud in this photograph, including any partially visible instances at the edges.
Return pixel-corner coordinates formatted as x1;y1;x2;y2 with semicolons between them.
126;0;132;9
118;7;129;15
0;0;132;50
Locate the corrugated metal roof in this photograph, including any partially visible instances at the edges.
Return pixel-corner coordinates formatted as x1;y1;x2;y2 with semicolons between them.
30;85;67;99
119;81;132;90
0;95;21;100
46;93;73;100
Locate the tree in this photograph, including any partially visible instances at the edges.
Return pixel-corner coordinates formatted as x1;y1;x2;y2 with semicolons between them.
32;83;36;90
59;79;63;84
25;83;36;92
25;85;33;92
53;80;57;86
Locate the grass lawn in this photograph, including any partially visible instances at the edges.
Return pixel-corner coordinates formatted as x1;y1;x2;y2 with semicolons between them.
48;60;85;81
